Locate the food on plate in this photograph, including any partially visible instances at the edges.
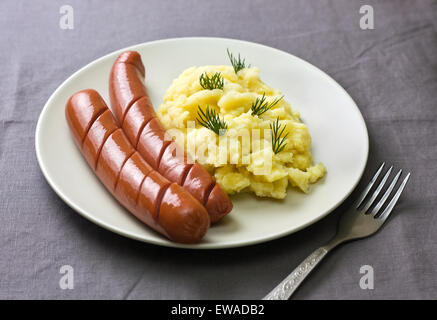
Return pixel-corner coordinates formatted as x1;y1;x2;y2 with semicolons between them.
157;51;326;199
109;51;232;223
65;89;210;243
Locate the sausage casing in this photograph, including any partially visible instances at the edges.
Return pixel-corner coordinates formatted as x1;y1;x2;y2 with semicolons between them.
109;51;233;222
66;89;210;243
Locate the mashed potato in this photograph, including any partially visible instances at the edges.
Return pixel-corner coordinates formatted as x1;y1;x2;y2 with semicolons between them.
157;65;325;199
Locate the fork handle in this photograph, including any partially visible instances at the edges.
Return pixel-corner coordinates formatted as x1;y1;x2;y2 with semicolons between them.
262;247;329;300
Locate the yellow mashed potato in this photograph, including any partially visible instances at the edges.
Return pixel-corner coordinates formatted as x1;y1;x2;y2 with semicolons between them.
157;65;326;199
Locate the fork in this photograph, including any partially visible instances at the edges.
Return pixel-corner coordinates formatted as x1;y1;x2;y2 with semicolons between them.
263;163;410;300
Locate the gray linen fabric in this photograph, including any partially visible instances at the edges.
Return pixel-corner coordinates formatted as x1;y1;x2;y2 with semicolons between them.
0;0;436;299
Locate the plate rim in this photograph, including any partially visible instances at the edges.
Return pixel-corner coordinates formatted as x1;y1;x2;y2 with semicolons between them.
35;36;369;249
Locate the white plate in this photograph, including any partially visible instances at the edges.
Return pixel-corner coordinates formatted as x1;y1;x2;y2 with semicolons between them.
35;37;368;249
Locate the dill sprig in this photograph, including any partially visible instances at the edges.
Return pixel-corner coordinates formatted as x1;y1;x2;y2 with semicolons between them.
270;118;288;154
199;72;224;90
227;49;250;74
251;93;284;116
197;106;228;135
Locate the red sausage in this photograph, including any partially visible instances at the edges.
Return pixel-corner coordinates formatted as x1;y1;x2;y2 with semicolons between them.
110;56;148;125
122;97;154;147
109;51;233;222
66;89;210;243
136;117;172;170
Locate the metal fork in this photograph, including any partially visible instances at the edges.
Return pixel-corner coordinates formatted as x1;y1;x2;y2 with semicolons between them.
263;163;410;300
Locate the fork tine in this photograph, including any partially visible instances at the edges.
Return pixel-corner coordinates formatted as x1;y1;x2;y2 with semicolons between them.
378;172;410;222
361;166;393;213
370;169;402;216
355;162;385;208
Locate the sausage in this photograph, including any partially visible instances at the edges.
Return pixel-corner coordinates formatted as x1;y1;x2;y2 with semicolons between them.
109;51;233;222
65;89;210;243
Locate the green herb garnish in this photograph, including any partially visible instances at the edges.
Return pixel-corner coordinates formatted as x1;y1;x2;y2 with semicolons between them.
199;72;224;90
251;93;284;116
227;49;250;74
197;106;228;135
270;118;288;154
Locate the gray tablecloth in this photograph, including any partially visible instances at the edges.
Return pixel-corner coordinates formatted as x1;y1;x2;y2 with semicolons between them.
0;0;436;300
